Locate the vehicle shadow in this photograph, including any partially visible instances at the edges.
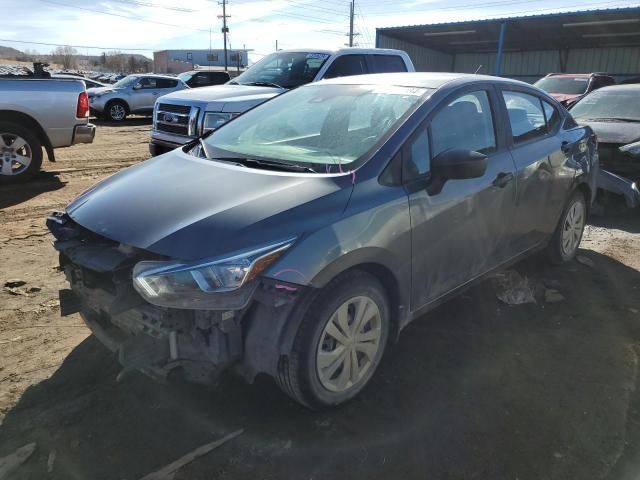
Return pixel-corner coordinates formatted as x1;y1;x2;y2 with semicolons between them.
1;251;640;480
0;171;65;210
590;210;640;234
91;116;152;127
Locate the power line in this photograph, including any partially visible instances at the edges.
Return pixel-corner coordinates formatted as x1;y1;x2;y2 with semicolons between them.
106;0;198;13
0;38;155;52
37;0;211;32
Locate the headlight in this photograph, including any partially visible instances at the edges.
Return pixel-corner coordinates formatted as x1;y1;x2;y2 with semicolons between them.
620;141;640;157
203;112;236;133
132;239;294;309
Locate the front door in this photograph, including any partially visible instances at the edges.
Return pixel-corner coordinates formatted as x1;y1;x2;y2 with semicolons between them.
405;87;517;310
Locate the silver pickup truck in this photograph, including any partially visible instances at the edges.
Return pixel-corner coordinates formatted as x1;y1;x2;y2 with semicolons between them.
0;78;95;183
149;48;415;155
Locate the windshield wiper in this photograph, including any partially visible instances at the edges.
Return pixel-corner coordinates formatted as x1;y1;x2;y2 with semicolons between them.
214;157;317;173
241;81;284;89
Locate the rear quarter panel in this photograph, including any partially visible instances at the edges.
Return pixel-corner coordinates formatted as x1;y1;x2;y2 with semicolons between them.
0;79;86;147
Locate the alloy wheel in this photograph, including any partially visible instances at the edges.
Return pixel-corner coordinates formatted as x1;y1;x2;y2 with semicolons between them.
0;133;32;177
316;295;383;393
110;104;126;121
561;200;585;257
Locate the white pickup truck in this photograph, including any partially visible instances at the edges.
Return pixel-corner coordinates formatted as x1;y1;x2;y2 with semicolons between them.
149;48;415;156
0;78;95;183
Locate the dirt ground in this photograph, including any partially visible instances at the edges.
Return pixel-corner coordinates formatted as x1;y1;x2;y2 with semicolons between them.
1;120;640;480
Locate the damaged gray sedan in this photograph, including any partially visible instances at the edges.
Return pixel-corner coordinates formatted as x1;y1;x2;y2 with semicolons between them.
48;73;597;408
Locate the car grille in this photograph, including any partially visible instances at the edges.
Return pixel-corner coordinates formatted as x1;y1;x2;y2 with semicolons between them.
157;103;191;114
157;123;189;135
155;103;193;137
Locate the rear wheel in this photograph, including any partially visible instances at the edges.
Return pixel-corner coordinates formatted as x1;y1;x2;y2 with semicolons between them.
105;100;127;122
277;271;390;408
547;190;586;264
0;121;43;184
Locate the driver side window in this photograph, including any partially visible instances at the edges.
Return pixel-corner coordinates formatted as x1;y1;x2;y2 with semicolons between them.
430;90;497;157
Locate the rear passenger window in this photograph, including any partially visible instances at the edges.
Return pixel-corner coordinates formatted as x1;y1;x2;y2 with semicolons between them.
403;127;430;181
157;78;179;88
323;55;367;79
430;90;497;157
369;55;407;73
542;100;561;132
503;91;547;143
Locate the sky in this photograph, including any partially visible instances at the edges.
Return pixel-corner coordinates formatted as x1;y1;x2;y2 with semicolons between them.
2;0;640;61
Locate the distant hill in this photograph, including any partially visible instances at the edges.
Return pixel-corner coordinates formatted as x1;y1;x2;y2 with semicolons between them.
0;46;25;58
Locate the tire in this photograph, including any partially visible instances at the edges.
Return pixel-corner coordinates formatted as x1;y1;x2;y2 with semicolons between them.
276;270;390;409
105;100;128;122
547;190;587;264
0;121;43;184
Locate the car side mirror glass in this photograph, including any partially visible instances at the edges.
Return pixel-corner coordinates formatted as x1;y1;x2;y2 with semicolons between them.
427;148;488;195
132;84;142;90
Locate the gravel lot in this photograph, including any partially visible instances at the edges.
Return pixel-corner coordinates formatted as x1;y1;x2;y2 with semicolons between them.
1;120;640;480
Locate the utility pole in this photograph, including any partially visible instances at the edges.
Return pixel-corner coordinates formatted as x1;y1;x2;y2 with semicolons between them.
218;0;230;71
348;0;354;47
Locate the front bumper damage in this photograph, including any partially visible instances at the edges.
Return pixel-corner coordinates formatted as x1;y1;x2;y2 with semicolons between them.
48;213;305;385
597;142;640;208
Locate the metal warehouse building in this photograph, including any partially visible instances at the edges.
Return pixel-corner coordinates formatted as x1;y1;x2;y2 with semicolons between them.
154;49;249;74
376;7;640;83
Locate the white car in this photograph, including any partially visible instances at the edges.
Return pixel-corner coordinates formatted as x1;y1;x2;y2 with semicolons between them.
88;74;188;122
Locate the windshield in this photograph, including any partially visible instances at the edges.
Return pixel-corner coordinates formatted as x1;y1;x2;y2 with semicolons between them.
203;83;430;170
534;77;589;95
570;89;640;121
112;75;139;89
178;72;193;83
231;51;331;89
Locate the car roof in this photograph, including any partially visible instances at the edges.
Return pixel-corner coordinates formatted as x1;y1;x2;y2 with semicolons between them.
130;73;179;80
546;73;612;78
274;47;408;56
315;72;531;90
590;84;640;93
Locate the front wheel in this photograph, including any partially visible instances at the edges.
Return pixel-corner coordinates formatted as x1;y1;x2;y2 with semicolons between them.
105;101;127;122
277;271;390;408
547;190;587;264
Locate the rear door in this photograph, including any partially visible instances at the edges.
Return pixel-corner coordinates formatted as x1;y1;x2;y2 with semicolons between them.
406;86;517;309
499;89;575;253
130;77;158;112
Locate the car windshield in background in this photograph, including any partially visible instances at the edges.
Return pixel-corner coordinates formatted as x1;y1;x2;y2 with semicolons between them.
570;89;640;122
177;72;193;83
112;75;138;88
230;51;331;89
204;83;431;169
534;77;589;95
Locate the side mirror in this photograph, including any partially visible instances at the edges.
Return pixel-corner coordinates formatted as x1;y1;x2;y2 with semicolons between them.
132;83;142;90
428;148;488;195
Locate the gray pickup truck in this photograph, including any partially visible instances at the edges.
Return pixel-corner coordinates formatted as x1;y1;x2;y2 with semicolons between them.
149;48;414;156
0;78;95;183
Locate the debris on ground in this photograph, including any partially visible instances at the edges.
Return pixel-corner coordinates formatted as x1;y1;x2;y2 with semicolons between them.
493;270;536;305
576;255;596;268
3;280;41;297
545;289;565;304
629;307;639;314
47;450;56;474
3;280;26;289
138;429;243;480
0;443;37;479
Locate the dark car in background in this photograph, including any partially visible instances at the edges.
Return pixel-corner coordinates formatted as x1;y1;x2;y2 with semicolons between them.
178;70;231;88
49;73;597;408
535;73;615;107
570;84;640;207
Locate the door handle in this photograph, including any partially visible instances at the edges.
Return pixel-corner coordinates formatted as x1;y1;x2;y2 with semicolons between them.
492;172;514;188
561;141;573;154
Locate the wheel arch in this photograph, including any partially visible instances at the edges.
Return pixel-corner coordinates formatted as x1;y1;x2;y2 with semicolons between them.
0;110;55;162
575;180;592;216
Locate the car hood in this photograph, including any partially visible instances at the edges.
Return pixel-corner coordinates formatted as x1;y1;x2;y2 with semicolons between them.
87;86;117;96
550;93;581;104
577;120;640;145
159;84;285;103
65;149;352;260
